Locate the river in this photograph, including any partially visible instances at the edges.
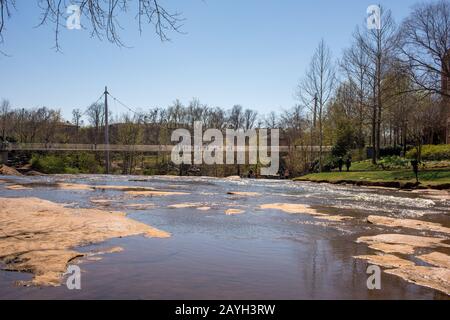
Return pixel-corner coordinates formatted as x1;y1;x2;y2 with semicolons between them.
0;175;449;299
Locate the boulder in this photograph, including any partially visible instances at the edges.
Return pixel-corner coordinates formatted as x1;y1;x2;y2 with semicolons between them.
0;165;22;176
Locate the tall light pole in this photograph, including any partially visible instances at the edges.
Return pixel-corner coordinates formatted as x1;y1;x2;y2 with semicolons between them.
310;93;318;161
104;86;110;174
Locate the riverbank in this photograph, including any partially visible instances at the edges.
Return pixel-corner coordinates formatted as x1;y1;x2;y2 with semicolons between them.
293;168;450;190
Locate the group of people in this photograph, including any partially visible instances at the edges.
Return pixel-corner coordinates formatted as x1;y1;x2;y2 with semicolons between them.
337;157;352;172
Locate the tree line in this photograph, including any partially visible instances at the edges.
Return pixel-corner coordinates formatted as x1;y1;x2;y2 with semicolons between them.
297;0;449;172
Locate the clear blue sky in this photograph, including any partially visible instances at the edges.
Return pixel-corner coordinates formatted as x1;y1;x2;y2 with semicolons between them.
0;0;419;120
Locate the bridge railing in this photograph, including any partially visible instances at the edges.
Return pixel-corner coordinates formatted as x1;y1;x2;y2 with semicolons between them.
5;143;332;153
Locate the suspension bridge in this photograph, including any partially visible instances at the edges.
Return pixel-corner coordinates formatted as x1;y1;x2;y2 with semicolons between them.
1;143;329;153
0;87;332;170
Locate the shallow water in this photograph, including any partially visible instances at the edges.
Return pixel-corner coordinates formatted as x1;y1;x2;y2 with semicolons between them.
0;175;449;299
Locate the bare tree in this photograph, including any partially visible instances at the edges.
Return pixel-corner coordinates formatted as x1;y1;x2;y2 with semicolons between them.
205;107;226;129
228;105;244;129
72;108;82;127
399;0;450;98
86;102;104;146
0;99;11;140
243;108;258;130
167;99;185;127
117;113;143;174
0;0;184;50
341;36;372;153
356;7;398;163
297;39;335;171
36;107;62;144
264;111;278;129
21;109;35;143
279;105;307;174
0;0;14;44
187;98;207;127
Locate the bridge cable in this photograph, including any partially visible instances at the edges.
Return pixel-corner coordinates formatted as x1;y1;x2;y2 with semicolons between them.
107;92;141;115
81;92;106;117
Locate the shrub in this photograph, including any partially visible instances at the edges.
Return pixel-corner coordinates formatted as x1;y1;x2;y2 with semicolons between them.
70;153;103;173
64;167;80;174
378;156;410;170
31;152;103;174
322;156;344;172
31;154;66;174
406;145;450;161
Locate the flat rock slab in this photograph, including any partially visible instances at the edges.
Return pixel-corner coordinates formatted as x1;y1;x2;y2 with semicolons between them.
385;266;450;296
0;197;170;286
367;215;450;235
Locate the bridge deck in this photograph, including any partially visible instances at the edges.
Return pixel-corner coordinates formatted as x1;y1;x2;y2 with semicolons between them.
3;143;332;152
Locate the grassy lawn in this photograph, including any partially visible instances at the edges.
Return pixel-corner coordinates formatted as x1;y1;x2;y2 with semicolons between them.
350;159;450;171
294;161;450;188
349;160;379;171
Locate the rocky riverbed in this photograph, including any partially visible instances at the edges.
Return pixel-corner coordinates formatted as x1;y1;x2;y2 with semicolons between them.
0;175;449;299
